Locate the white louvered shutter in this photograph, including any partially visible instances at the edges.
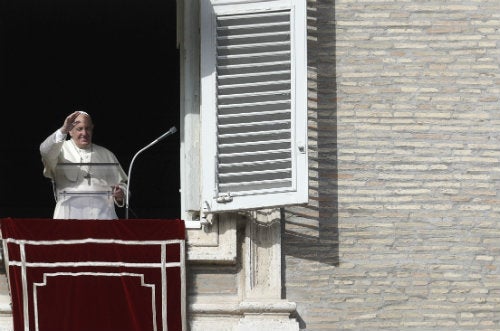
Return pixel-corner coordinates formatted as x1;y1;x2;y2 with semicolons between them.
200;0;307;214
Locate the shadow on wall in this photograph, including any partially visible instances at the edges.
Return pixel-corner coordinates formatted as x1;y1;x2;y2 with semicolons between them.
283;0;338;265
282;1;337;328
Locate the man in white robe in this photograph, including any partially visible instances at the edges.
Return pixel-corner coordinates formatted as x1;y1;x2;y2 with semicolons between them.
40;110;128;219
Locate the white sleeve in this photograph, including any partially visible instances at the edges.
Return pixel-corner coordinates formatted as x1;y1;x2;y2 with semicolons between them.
55;129;67;142
40;131;66;179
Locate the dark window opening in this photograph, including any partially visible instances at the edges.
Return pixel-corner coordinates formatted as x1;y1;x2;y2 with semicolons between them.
0;0;180;219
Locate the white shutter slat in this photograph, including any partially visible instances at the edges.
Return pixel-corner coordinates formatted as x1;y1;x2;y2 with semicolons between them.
218;89;291;99
219;102;291;115
219;140;291;149
219;101;290;111
220;151;291;163
219;119;290;128
218;78;290;90
220;100;291;108
218;32;290;45
219;158;291;169
220;168;291;178
218;66;291;79
219;109;290;119
217;51;291;60
219;179;293;193
218;129;291;139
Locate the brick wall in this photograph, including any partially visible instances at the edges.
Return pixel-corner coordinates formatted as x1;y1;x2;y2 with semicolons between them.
0;273;12;331
284;0;500;330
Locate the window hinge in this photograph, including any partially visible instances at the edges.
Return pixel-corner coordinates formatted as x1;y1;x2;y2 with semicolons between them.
216;192;233;203
200;201;213;226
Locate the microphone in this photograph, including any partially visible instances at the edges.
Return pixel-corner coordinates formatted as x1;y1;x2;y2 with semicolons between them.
144;126;177;149
125;126;177;219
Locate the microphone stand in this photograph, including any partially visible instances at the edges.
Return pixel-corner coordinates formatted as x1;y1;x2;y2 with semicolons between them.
125;126;177;219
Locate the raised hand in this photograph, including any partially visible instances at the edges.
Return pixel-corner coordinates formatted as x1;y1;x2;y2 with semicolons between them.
60;111;82;134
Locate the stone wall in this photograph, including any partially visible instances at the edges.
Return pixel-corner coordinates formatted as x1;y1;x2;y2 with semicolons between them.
0;273;12;331
284;0;500;330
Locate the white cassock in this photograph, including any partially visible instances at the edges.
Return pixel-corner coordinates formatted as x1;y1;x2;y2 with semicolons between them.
40;130;128;219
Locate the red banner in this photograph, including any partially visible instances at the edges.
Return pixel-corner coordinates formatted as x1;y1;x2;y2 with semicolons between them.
0;218;186;331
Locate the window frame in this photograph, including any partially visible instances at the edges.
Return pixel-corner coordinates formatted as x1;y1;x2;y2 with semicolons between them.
180;0;308;227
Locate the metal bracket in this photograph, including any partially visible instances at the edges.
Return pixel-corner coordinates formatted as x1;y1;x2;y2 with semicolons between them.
216;192;233;203
200;201;213;226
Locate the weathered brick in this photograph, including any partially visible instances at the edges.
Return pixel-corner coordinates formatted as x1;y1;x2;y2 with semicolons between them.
285;0;500;330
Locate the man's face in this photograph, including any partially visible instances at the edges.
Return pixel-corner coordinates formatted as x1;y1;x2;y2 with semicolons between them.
70;114;93;149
